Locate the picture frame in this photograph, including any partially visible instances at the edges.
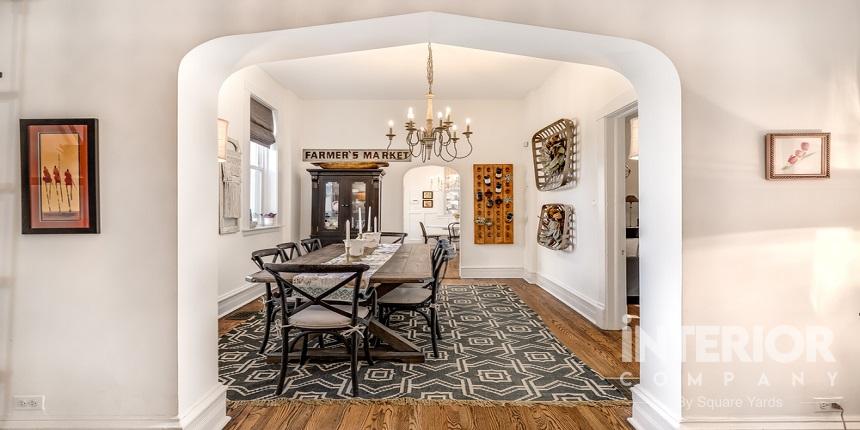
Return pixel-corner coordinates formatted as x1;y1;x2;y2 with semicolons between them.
765;132;830;180
422;190;433;199
20;118;100;234
422;199;433;208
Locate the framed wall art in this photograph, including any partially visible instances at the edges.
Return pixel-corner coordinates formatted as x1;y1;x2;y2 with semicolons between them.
422;190;433;199
422;199;433;208
765;132;830;180
20;118;100;234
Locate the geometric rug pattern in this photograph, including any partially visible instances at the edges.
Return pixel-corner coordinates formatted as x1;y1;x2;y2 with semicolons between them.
219;284;627;403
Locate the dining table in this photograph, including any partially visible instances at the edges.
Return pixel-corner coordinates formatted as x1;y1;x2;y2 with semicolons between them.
258;242;435;364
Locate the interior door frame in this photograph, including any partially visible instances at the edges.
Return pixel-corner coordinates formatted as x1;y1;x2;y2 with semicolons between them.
600;99;638;330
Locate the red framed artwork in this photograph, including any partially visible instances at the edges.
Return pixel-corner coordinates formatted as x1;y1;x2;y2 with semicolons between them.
20;119;100;234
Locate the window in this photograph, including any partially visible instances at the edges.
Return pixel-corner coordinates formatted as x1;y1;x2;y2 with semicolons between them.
248;97;278;228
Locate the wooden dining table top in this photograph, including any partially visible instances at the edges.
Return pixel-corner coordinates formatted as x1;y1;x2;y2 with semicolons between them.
246;242;435;285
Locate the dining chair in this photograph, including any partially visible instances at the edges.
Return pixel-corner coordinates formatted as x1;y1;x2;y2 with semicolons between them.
447;222;460;250
300;238;322;253
379;232;407;244
419;222;442;244
250;248;295;354
263;262;375;397
378;239;452;358
276;242;303;261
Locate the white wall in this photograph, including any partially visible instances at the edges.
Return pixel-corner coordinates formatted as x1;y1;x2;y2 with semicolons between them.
2;3;858;429
296;99;528;275
523;63;634;326
215;66;300;305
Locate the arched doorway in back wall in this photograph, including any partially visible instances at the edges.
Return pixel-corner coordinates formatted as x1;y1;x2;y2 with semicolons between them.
178;12;682;426
402;165;461;274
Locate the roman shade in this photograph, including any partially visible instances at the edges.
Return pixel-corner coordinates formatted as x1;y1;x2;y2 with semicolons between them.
250;97;276;147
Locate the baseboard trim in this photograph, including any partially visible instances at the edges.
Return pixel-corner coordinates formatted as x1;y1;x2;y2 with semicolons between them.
629;385;680;430
218;283;264;318
178;383;229;430
0;418;181;429
459;266;523;278
680;415;859;429
523;271;605;327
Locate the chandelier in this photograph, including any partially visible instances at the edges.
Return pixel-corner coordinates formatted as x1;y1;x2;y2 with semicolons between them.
386;43;474;162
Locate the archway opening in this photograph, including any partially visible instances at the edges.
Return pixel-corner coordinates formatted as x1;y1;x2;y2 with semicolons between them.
178;12;682;427
402;165;461;273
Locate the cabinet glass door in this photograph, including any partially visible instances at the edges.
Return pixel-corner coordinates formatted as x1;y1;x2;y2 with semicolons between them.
321;180;340;231
350;181;368;232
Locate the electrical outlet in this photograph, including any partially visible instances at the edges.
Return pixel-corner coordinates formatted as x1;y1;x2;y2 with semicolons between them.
13;395;44;411
812;397;843;413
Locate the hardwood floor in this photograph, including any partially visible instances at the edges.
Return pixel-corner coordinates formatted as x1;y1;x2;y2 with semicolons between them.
220;274;638;429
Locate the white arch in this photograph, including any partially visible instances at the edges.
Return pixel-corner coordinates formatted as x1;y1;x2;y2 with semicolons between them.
178;12;682;426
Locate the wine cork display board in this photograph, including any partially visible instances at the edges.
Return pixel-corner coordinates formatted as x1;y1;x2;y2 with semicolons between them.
473;164;514;244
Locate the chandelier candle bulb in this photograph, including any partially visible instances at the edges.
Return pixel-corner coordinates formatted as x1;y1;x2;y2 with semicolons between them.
407;107;414;120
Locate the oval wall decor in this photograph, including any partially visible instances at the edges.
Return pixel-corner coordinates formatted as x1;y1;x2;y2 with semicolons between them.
531;118;577;191
537;204;574;250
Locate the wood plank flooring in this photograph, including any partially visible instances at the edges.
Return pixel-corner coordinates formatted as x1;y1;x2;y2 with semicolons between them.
220;273;638;430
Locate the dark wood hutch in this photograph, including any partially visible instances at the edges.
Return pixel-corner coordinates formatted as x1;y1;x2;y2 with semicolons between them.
308;168;383;245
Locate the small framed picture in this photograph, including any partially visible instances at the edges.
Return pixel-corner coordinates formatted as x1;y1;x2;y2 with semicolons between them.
422;191;433;199
422;199;433;208
765;132;830;180
20;118;100;234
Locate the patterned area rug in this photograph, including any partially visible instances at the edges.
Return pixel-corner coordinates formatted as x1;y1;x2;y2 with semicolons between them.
220;284;628;404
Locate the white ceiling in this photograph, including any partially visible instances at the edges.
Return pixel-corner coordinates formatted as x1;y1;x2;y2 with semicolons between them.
258;43;562;100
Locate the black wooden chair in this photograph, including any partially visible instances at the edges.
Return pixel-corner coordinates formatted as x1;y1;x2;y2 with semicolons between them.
379;232;407;244
378;239;452;358
264;262;376;397
276;242;303;261
250;248;295;354
300;238;322;253
447;222;460;250
419;222;441;244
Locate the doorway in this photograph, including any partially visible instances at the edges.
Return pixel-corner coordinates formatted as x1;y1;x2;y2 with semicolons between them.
402;165;461;276
178;12;683;427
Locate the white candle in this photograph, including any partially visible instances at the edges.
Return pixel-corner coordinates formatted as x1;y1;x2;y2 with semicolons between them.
358;207;363;234
367;205;372;232
407;107;414;120
374;216;378;233
345;219;350;246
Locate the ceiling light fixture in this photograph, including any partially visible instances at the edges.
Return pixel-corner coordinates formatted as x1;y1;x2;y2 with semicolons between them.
386;43;474;162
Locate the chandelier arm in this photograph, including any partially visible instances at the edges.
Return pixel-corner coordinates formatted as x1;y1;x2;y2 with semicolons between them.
458;136;474;158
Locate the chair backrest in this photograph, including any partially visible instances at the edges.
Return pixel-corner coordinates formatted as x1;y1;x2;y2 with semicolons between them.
428;239;454;302
264;262;370;328
379;232;407;244
251;248;283;271
419;222;429;240
447;222;460;239
300;238;322;253
275;242;302;261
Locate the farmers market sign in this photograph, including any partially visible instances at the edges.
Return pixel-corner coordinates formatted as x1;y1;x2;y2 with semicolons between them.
302;149;412;163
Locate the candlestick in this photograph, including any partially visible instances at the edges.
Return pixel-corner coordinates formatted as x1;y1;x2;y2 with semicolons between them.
358;207;363;234
367;205;372;233
345;219;351;246
374;216;378;233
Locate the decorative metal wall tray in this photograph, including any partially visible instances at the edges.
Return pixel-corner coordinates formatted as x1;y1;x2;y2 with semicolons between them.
531;118;577;191
537;204;573;250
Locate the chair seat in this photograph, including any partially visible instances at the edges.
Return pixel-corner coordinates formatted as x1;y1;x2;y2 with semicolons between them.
291;304;369;330
378;287;432;306
398;282;430;288
245;270;275;283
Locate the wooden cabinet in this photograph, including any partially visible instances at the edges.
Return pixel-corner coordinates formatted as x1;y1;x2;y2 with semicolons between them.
308;168;383;245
